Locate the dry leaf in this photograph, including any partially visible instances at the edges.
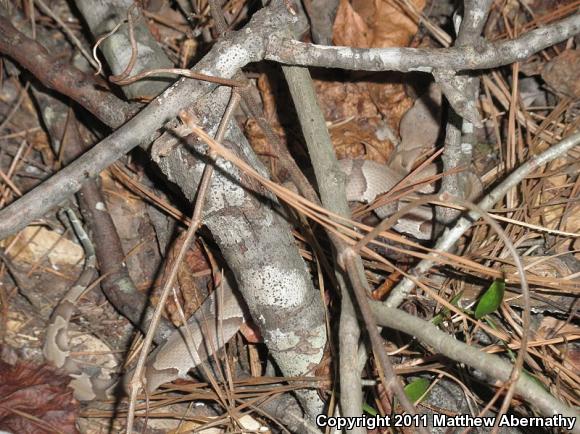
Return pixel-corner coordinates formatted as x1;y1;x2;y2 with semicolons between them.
333;0;371;47
7;227;83;268
542;49;580;98
0;360;79;434
370;0;426;48
334;0;425;48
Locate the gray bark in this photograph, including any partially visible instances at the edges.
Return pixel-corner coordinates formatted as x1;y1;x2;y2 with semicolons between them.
74;0;173;99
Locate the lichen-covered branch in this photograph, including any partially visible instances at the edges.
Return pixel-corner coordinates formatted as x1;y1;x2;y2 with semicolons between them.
265;12;580;72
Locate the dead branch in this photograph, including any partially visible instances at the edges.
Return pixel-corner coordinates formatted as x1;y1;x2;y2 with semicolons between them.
265;12;580;72
0;14;135;127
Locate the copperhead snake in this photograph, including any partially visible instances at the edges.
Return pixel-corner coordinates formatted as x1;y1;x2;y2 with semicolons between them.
43;158;482;400
43;85;484;400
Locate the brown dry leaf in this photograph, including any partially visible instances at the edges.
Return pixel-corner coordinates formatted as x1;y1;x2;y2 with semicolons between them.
335;0;425;48
365;0;426;126
333;0;371;47
0;360;79;434
314;80;393;161
366;79;413;129
535;157;577;233
370;0;426;48
152;235;213;325
257;73;281;124
541;49;580;98
315;80;380;121
537;317;578;339
244;118;288;160
330;120;391;162
7;226;83;268
563;205;580;235
330;0;425;161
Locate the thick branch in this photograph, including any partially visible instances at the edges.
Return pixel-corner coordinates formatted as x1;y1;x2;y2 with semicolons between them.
266;13;580;72
436;0;492;224
282;64;365;429
0;13;135;127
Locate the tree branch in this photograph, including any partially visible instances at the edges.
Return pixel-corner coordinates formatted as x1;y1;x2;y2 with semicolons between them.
265;12;580;72
0;13;135;127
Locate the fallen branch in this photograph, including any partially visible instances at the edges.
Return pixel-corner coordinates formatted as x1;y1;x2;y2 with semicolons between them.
265;12;580;72
0;14;135;127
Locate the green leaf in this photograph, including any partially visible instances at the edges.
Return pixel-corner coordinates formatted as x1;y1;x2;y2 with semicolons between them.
432;291;464;326
404;378;431;403
362;402;378;416
474;279;505;319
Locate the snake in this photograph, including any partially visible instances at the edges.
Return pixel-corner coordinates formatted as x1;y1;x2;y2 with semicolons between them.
43;156;483;400
43;86;485;400
43;208;118;401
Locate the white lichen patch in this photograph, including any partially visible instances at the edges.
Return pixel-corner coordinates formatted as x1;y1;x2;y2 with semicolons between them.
210;215;251;247
461;142;473;153
245;265;307;308
267;328;300;351
472;9;485;24
261;209;274;227
95;202;106;211
270;324;326;377
155;79;180;105
377;49;402;66
215;44;251;75
204;173;246;215
462;122;474;134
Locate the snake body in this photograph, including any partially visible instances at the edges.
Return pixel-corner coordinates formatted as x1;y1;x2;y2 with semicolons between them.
44;158;475;399
44;82;455;399
340;159;438;239
139;158;452;393
43;209;117;401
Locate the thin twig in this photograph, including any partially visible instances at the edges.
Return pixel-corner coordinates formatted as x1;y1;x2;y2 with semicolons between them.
265;12;580;72
109;4;139;83
368;303;579;428
110;67;245;88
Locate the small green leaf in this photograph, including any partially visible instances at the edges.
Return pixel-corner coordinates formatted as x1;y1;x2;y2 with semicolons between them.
432;291;464;326
404;378;431;403
362;402;378;416
474;279;505;319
